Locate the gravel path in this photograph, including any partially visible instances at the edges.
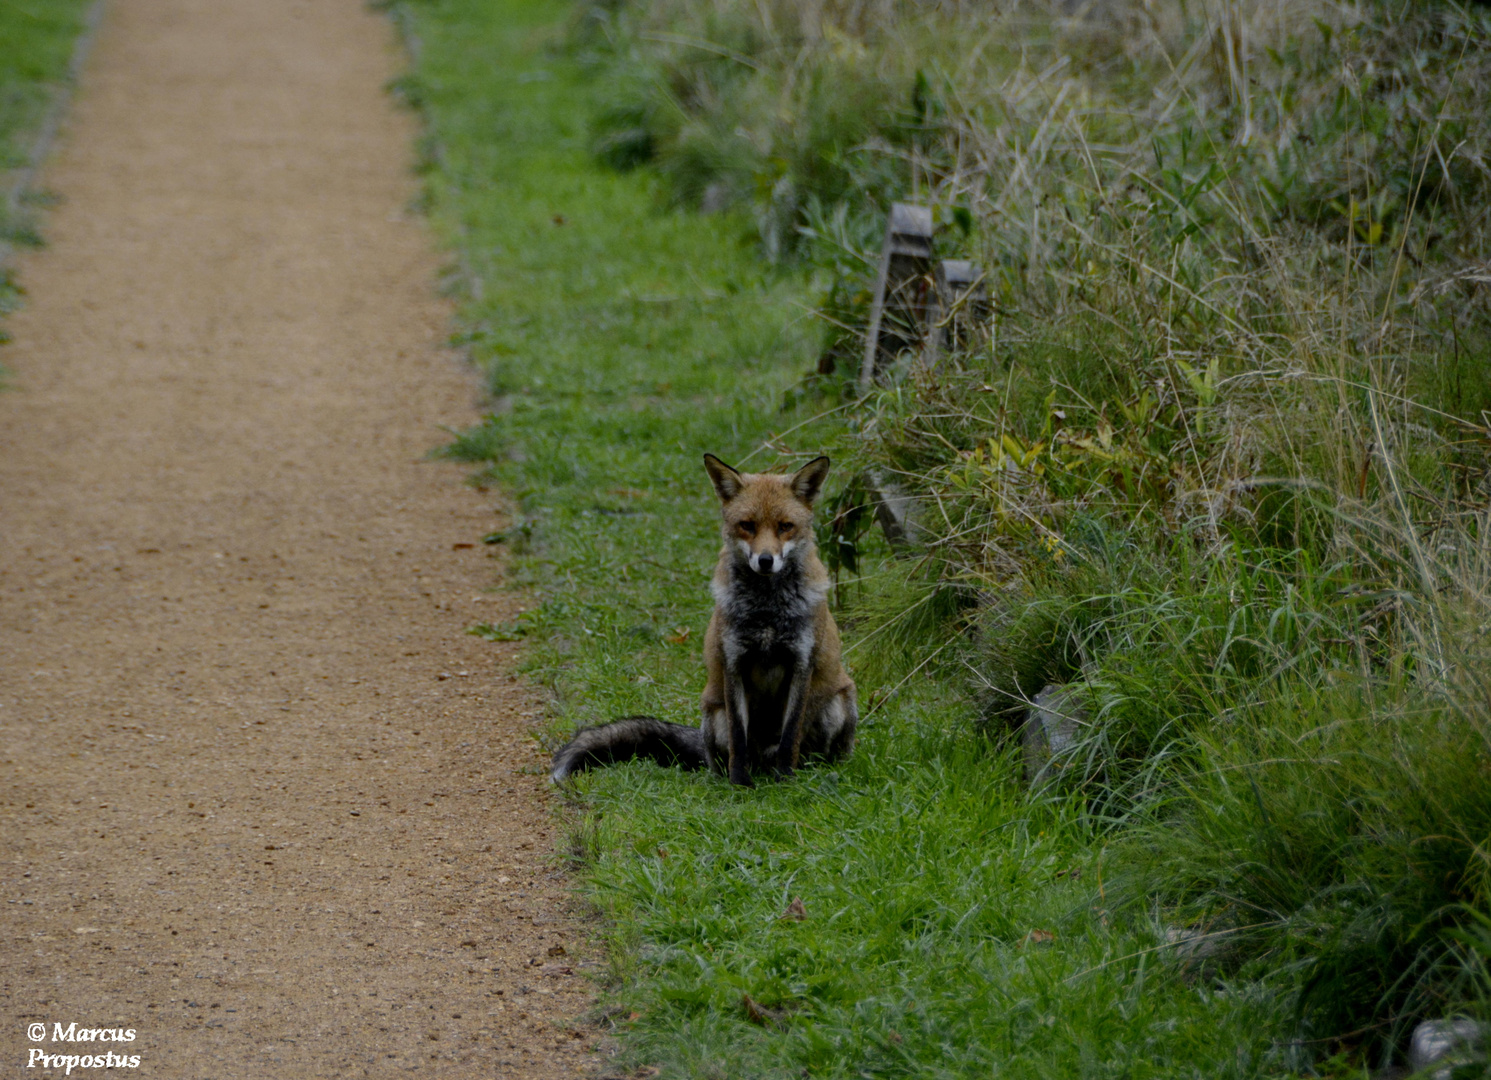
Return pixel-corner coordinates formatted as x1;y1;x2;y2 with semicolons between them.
0;1;594;1075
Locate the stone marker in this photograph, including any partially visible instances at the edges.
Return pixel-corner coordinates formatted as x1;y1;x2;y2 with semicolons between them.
1163;925;1226;967
921;259;989;372
1022;683;1086;786
858;202;935;393
864;470;920;548
1408;1018;1487;1079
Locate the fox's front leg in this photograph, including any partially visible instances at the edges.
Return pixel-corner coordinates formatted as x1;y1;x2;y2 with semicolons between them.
723;667;754;787
773;661;813;779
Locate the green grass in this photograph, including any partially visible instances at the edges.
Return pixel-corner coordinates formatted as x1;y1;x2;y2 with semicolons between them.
0;0;96;355
382;1;1443;1075
555;0;1491;1068
394;0;829;729
569;707;1287;1080
0;0;94;243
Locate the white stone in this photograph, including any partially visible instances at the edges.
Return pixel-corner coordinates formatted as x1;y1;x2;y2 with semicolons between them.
1408;1018;1487;1079
1022;683;1085;786
865;471;920;548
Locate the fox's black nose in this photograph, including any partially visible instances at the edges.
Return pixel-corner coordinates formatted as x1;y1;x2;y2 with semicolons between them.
752;553;778;574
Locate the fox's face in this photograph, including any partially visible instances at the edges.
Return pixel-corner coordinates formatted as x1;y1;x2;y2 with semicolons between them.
703;454;830;576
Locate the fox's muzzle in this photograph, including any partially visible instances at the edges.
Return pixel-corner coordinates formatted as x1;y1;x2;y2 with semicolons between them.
750;552;781;575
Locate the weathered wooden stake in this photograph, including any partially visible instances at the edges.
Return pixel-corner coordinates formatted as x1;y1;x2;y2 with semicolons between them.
920;258;989;373
858;203;934;394
864;469;920;549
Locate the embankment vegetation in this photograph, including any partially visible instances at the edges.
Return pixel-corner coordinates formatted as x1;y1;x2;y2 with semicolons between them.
0;0;97;342
391;0;1491;1074
0;0;96;240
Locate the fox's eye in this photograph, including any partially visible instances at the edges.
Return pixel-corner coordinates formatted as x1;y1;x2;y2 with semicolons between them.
778;522;794;535
738;521;756;536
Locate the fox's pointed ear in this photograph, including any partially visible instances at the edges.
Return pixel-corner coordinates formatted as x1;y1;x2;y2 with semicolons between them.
703;453;743;503
789;456;831;507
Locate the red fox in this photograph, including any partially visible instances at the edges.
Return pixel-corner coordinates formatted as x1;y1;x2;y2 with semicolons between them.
550;454;858;786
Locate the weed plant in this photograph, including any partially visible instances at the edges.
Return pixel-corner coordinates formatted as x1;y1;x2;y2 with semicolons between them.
393;0;1491;1073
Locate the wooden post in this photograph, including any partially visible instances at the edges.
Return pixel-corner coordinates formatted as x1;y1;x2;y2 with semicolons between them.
920;259;989;373
857;203;934;394
864;469;920;548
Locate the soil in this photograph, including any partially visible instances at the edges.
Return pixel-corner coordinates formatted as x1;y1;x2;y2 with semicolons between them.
0;1;599;1076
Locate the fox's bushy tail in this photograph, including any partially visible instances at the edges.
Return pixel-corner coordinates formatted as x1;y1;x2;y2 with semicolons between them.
550;716;705;782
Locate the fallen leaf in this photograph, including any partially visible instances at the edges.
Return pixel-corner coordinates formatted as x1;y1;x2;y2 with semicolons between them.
741;993;784;1028
779;896;807;922
1025;928;1055;945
